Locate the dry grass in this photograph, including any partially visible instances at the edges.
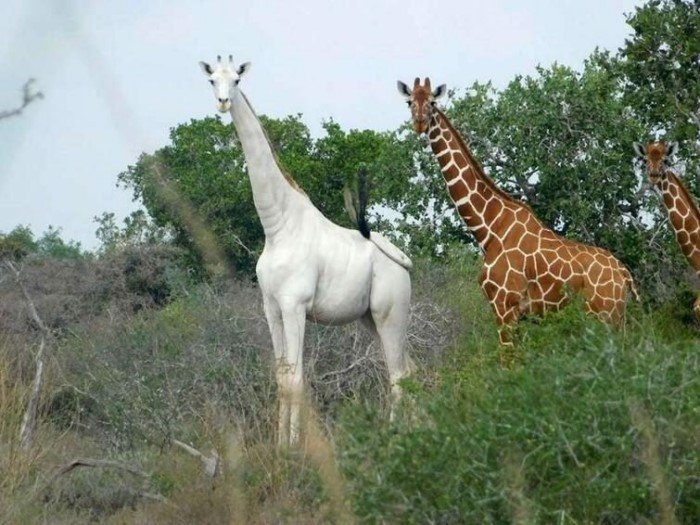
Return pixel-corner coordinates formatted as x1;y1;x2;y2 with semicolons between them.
0;253;455;523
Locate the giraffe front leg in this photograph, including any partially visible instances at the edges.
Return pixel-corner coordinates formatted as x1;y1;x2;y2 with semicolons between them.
278;302;306;446
262;297;293;447
479;266;524;349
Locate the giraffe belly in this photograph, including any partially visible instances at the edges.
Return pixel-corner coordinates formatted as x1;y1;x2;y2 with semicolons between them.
307;285;370;325
306;237;374;325
524;279;569;315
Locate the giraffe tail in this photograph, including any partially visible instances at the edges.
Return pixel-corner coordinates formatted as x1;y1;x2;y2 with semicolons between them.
343;168;413;270
343;167;370;239
369;232;413;270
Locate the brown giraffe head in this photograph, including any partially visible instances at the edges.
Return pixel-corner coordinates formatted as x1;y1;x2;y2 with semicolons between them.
634;141;678;185
397;77;446;134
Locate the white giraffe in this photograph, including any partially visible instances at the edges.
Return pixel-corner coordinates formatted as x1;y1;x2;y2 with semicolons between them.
199;56;413;445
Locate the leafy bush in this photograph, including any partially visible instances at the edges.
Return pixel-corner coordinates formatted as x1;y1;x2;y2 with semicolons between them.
338;302;699;523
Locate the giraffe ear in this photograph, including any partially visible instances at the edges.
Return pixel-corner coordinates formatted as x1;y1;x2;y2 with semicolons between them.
666;141;678;157
633;142;646;158
397;80;411;99
199;61;213;76
237;62;252;77
432;84;447;99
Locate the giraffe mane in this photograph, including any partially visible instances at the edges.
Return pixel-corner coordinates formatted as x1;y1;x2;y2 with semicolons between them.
668;170;700;229
435;108;542;219
434;109;620;250
239;92;307;196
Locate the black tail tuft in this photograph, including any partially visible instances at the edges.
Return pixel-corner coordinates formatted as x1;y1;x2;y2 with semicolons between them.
343;168;371;239
356;168;370;239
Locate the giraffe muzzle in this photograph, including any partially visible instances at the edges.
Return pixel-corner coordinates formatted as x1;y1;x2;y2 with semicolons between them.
414;120;429;134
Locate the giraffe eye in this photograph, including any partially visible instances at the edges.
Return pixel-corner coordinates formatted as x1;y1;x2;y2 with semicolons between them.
209;80;214;85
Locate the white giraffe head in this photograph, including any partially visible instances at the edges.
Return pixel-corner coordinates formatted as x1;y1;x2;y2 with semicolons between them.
199;55;251;113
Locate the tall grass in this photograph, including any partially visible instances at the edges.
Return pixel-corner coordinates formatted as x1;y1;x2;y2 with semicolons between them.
337;254;700;523
0;253;697;522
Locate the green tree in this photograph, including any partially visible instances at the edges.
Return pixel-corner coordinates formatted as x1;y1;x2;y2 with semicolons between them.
118;117;257;274
0;225;83;260
0;225;37;260
36;226;82;259
385;0;699;306
118;115;413;276
622;0;700;145
94;211;169;253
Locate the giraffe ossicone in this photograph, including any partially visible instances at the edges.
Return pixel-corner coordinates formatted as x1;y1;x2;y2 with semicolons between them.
635;140;700;318
199;56;414;446
399;77;637;347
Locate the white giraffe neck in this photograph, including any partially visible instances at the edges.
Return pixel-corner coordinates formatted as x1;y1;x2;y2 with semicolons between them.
229;89;299;236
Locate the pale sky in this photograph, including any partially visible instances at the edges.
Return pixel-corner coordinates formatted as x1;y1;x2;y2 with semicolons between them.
0;0;641;249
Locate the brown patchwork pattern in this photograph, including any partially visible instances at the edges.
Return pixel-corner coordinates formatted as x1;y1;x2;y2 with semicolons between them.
639;141;700;318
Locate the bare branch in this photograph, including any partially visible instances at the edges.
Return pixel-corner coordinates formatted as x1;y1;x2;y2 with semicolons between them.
4;260;53;450
19;338;46;450
0;79;43;121
43;458;173;507
5;260;50;334
172;439;220;478
47;458;149;485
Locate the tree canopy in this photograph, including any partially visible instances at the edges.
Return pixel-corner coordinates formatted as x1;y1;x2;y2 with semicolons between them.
114;0;699;306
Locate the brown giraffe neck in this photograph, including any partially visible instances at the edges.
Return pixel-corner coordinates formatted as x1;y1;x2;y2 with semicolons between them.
427;109;540;250
658;170;700;274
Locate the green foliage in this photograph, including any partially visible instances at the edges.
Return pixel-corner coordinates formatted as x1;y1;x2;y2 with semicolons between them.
117;115;414;276
118;117;256;274
338;296;699;523
0;225;82;260
94;210;169;253
622;0;700;143
2;244;698;522
0;225;36;260
35;225;83;259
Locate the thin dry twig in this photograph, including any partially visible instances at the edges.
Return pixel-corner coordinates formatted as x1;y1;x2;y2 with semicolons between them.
46;458;149;485
0;79;43;121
